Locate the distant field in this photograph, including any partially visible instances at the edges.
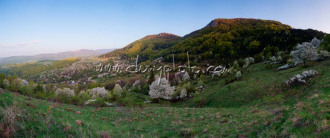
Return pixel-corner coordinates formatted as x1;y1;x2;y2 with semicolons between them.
0;58;80;78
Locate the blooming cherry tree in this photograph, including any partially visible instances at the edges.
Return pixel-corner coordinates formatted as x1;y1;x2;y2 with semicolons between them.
290;38;320;66
149;78;175;100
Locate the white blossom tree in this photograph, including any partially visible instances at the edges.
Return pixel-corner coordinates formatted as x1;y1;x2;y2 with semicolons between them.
149;78;175;100
55;88;75;97
290;38;320;66
235;71;242;80
87;87;108;98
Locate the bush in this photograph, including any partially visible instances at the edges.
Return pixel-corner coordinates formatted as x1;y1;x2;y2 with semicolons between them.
85;98;106;107
235;71;242;80
104;92;114;101
55;88;75;97
104;82;115;91
174;87;187;99
254;54;263;63
141;83;149;95
285;70;318;86
193;92;206;107
197;79;204;87
182;72;190;81
89;83;100;89
149;78;175;100
2;79;10;89
183;82;196;94
224;77;236;85
34;84;45;93
0;73;5;88
115;80;126;87
78;91;92;103
87;87;108;98
113;84;123;97
18;86;32;95
132;80;141;88
148;71;155;85
238;59;245;67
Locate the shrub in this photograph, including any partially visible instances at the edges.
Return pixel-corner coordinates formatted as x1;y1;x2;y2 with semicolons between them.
113;84;123;97
89;83;100;89
244;57;254;64
0;73;5;88
182;72;190;81
235;71;242;80
149;78;175;100
174;87;187;99
55;88;75;97
2;79;10;89
116;80;125;87
285;70;318;86
179;88;187;99
254;54;263;63
88;87;108;98
104;82;115;91
148;71;155;85
78;91;92;101
238;59;245;67
227;67;235;74
132;80;141;88
270;56;276;62
141;83;149;95
197;79;204;87
277;55;282;63
34;84;45;93
85;98;106;107
193;92;206;107
317;50;330;60
104;92;114;101
183;82;196;94
174;72;185;83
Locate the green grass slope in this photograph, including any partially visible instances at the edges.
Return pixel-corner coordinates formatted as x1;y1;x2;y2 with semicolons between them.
0;59;329;137
175;59;329;108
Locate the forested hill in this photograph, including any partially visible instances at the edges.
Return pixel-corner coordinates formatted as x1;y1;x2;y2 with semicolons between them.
100;18;325;63
99;33;182;60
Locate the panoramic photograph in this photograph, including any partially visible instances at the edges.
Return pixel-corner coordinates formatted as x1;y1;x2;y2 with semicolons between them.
0;0;329;137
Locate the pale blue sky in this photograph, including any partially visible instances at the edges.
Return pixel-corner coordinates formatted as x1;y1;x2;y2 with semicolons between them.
0;0;329;57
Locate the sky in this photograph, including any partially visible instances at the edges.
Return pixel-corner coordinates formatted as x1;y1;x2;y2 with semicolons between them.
0;0;329;57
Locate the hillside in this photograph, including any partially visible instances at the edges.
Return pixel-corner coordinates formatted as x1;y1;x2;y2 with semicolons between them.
1;59;328;137
99;33;182;60
0;18;329;137
162;18;325;63
100;18;325;64
0;49;114;65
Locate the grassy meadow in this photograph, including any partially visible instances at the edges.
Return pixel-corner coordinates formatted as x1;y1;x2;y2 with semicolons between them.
1;59;329;137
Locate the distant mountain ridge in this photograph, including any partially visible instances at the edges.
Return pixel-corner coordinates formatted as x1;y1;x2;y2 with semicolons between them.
0;49;114;65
